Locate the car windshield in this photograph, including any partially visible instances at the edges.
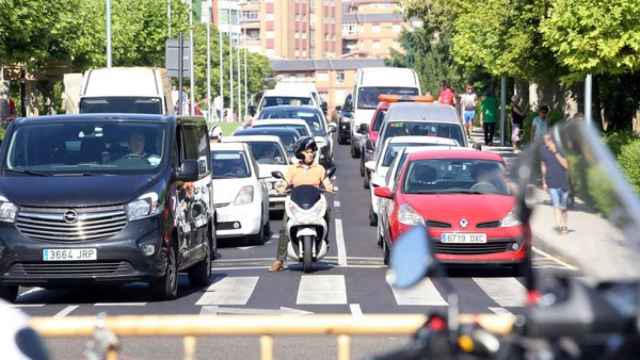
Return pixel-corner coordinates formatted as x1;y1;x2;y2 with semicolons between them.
246;142;287;165
382;121;464;147
263;96;313;108
372;110;387;131
382;143;440;167
211;151;250;178
357;87;419;109
254;124;310;137
403;159;509;195
5;122;166;175
79;97;163;114
258;109;326;136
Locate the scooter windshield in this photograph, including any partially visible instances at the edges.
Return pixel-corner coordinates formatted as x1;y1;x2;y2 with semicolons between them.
290;185;322;210
515;120;640;282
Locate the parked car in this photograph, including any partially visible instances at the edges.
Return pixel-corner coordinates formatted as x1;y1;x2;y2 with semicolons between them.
233;127;301;159
365;136;460;226
0;114;214;302
374;149;526;272
257;105;337;166
337;94;354;145
221;135;290;212
350;67;421;158
211;143;270;245
79;67;174;115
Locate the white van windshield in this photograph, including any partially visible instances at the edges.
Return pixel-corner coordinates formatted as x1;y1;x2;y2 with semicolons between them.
357;87;419;109
80;97;163;114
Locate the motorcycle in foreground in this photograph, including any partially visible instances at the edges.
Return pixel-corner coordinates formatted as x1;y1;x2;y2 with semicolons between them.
272;167;336;273
370;120;640;360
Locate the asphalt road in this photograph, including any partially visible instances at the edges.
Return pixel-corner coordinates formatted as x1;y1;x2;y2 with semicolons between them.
13;141;576;360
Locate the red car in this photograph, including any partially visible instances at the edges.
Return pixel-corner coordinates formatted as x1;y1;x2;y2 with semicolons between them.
360;100;390;180
374;149;527;271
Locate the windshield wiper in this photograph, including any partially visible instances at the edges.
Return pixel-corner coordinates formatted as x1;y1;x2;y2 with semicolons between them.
8;169;51;177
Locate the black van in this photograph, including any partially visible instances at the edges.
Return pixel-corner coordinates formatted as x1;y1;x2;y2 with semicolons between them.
0;114;215;302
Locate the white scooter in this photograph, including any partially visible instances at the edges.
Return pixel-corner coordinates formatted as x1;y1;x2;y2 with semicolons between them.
272;167;335;273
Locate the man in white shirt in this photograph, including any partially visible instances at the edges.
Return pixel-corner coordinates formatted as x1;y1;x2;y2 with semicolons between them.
460;84;478;138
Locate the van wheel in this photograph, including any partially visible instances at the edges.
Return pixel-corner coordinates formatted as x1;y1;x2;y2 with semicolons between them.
151;245;178;300
0;285;18;303
188;241;212;287
350;142;360;158
210;219;218;260
338;134;347;145
359;157;365;176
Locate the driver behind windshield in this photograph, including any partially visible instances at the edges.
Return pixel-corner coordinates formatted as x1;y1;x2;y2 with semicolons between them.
270;137;334;272
125;132;147;158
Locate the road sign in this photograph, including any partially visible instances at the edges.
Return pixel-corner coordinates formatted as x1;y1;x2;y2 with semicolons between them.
165;38;191;78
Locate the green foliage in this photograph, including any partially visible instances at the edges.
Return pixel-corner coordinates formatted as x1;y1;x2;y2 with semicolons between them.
541;0;640;76
604;131;639;157
617;140;640;194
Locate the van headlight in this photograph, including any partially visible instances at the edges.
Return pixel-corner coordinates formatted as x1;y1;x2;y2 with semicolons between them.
0;196;17;223
127;192;160;221
233;185;254;205
397;203;425;226
500;210;521;227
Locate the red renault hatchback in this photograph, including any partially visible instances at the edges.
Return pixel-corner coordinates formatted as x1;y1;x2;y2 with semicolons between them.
374;149;527;270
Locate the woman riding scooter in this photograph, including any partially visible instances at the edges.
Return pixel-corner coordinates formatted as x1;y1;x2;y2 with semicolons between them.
270;137;335;272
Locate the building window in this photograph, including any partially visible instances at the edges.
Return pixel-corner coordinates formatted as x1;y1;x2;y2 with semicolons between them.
317;72;329;81
266;39;274;49
373;41;381;50
266;3;274;13
266;21;274;31
336;71;345;83
372;24;381;33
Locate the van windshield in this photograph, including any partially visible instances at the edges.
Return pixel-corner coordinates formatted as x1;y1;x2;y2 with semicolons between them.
80;97;163;114
263;96;313;108
357;87;419;109
4;122;167;175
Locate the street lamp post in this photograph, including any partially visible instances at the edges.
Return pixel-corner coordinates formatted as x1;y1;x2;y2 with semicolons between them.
206;2;212;124
189;0;195;116
229;32;234;121
168;0;172;38
243;29;248;117
585;74;593;125
106;0;112;67
237;34;241;122
218;0;224;122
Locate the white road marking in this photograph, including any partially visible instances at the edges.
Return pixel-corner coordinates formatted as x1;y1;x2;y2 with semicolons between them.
200;306;313;315
297;275;347;305
237;246;257;250
215;258;274;263
335;218;347;266
196;276;259;306
473;277;526;307
350;303;364;319
488;307;513;315
532;246;579;271
94;302;147;307
10;304;45;308
334;200;341;208
391;279;447;306
54;305;79;318
211;266;268;271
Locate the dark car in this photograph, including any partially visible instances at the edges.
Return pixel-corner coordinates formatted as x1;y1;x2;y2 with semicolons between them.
233;127;301;158
337;94;354;145
257;105;337;166
0;114;215;302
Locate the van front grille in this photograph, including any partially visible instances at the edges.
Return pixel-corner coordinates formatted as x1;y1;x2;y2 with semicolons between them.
16;205;128;242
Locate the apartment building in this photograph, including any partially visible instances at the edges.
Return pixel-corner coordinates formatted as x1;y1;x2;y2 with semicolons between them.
238;0;342;59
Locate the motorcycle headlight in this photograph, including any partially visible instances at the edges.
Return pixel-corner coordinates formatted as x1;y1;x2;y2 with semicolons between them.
0;196;17;223
234;185;254;205
500;210;521;227
397;203;425;226
127;192;160;221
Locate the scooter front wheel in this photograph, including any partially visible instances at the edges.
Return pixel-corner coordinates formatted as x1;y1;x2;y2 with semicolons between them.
303;235;313;273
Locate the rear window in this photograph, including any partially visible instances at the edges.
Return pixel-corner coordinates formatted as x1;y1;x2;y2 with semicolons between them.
246;142;287;165
258;109;326;136
263;96;312;108
381;122;464;147
212;151;250;178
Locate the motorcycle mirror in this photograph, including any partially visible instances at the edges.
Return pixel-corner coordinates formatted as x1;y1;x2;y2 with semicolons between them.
326;166;337;178
386;225;435;289
271;171;285;179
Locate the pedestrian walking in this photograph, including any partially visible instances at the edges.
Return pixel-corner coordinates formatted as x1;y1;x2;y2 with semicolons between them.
531;105;549;144
460;84;478;138
480;89;498;146
438;80;456;107
540;133;570;234
511;94;526;151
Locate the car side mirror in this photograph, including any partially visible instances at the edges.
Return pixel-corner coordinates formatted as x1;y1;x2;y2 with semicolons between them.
365;161;376;172
358;123;369;134
271;170;285;179
176;160;199;182
374;186;394;199
326;166;337;178
328;123;337;134
387;225;435;289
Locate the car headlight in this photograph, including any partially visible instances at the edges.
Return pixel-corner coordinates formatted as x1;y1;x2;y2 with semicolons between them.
500;210;521;227
127;192;160;221
0;196;17;223
234;185;254;205
397;203;424;226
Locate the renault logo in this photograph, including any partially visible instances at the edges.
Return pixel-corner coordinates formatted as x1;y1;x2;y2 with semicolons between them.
64;210;79;224
459;218;469;228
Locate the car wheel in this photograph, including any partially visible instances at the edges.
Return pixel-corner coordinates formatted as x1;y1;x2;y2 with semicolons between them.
0;285;18;303
363;174;370;189
383;240;390;266
250;210;269;245
359;156;365;177
350;142;360;159
210;220;218;260
188;240;212;287
368;202;377;226
338;133;347;145
151;245;178;300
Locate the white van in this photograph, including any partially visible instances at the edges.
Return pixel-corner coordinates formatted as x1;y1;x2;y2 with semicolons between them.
274;81;323;109
79;67;174;115
257;88;317;114
349;67;421;158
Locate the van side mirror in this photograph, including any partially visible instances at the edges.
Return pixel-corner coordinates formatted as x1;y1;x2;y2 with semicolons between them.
271;171;285;179
176;160;199;181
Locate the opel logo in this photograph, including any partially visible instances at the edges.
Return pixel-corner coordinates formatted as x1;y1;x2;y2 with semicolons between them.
64;210;79;224
459;218;469;228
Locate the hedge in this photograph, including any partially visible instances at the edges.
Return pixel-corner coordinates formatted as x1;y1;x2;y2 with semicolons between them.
617;140;640;194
